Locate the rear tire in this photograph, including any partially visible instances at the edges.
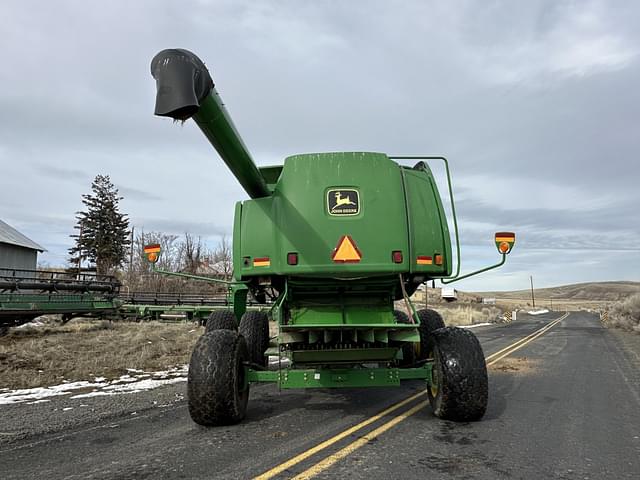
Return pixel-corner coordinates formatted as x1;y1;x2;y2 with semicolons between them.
394;310;415;367
426;327;488;421
239;310;270;367
187;330;249;426
416;308;445;361
205;310;237;333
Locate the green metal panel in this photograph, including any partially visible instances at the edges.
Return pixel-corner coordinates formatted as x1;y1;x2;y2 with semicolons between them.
237;152;411;277
402;165;452;275
232;202;244;278
289;304;392;326
236;196;277;273
291;347;399;363
0;293;119;317
246;365;432;388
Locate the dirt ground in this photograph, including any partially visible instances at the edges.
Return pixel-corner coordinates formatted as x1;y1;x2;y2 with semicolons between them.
610;328;640;368
488;356;540;375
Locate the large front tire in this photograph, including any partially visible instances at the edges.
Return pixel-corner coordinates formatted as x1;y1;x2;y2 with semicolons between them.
187;330;249;426
239;310;269;367
427;327;488;422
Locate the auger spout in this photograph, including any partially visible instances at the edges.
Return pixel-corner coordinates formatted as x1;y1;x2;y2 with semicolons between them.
151;48;269;198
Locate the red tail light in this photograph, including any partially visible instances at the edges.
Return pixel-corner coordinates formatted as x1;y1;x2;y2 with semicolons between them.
287;252;299;265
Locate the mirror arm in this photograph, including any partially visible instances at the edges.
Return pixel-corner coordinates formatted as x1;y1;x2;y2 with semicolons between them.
440;253;506;284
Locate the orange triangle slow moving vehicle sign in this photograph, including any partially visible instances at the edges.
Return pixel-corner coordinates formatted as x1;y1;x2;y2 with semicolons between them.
332;235;362;263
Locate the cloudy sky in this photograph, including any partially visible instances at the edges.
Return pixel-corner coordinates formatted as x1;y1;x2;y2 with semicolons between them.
0;0;638;291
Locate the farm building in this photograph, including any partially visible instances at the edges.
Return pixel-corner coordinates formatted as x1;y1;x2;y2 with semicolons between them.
0;219;46;270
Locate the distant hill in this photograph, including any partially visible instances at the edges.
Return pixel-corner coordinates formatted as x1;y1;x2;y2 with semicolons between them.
476;281;640;302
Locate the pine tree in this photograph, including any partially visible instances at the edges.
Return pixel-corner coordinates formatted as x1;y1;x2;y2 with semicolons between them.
69;175;130;275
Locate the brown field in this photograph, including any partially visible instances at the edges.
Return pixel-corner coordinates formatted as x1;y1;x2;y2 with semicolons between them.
493;297;613;312
0;320;203;390
411;281;640;313
477;280;640;303
483;281;640;313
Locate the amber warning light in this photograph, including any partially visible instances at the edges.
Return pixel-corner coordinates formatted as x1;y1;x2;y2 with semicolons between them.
143;244;161;263
494;232;516;255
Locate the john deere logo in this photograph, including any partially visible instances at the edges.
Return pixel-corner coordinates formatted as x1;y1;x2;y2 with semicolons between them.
327;189;360;216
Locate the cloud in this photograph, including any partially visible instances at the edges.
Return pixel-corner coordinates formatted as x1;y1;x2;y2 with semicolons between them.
34;164;88;182
135;218;231;238
1;0;638;289
453;0;638;86
116;185;163;202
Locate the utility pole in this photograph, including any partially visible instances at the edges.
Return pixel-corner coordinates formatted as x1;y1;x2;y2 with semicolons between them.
530;275;536;308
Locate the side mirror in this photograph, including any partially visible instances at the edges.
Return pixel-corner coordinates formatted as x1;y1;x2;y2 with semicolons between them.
495;232;515;254
143;243;161;263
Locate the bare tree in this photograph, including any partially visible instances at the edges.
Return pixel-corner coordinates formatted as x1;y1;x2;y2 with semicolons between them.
123;230;231;294
180;233;202;274
126;230;180;292
213;235;233;280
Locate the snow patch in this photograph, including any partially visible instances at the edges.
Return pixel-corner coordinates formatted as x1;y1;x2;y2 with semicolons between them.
528;309;550;315
459;322;493;329
14;319;46;329
71;377;186;399
0;365;188;405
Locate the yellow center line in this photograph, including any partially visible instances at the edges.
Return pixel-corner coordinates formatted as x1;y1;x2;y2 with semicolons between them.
253;391;427;480
484;312;568;362
291;401;430;480
486;312;569;366
254;313;569;480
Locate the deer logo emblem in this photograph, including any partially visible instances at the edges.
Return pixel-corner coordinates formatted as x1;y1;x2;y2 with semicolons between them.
327;189;360;216
334;192;356;208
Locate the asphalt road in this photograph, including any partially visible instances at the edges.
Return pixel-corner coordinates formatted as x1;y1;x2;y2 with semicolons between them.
1;312;639;479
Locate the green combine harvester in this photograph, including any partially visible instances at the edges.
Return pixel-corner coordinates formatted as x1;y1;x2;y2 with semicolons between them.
149;49;515;426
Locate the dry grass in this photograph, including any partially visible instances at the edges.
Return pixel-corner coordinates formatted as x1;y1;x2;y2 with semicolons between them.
439;305;502;326
477;281;640;302
409;282;640;314
605;293;640;334
0;319;204;390
399;300;502;327
494;297;613;312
